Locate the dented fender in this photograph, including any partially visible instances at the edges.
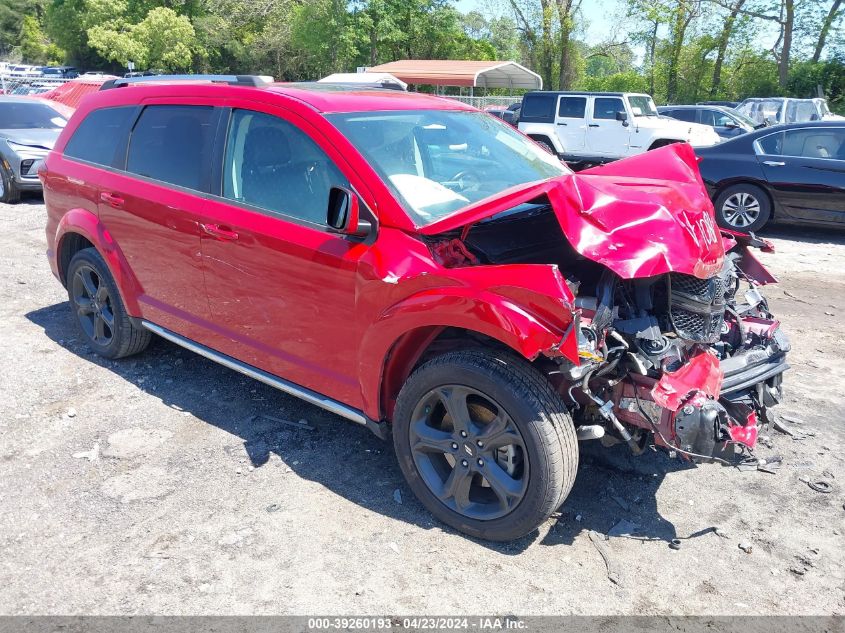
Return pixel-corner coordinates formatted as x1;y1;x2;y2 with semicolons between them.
357;262;580;420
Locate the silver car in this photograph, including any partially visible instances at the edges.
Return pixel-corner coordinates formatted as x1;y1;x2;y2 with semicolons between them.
0;96;67;203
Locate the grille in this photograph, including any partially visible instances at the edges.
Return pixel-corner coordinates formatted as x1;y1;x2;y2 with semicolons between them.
669;273;726;343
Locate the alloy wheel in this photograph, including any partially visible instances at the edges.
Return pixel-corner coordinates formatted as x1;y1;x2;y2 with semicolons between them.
721;192;761;228
71;264;115;346
408;385;529;521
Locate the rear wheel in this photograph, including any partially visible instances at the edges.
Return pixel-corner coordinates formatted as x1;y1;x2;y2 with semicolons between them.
393;350;578;541
66;247;151;359
714;183;771;232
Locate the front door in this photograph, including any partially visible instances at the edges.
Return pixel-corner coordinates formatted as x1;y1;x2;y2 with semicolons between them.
586;96;629;158
757;127;845;224
197;103;371;408
98;102;221;335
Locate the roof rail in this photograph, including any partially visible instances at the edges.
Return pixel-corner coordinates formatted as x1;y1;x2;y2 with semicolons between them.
99;74;274;91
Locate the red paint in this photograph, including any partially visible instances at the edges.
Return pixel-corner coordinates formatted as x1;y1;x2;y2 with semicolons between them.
423;143;725;280
42;82;772;423
651;352;724;412
728;411;759;448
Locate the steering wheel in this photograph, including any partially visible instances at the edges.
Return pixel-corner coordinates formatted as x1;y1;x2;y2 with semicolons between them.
450;170;481;191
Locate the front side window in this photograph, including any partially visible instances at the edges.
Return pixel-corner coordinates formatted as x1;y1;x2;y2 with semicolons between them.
593;97;625;120
328;110;568;224
64;106;134;166
127;105;217;191
222;109;348;225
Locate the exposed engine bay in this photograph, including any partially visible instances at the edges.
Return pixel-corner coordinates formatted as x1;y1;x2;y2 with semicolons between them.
425;199;789;463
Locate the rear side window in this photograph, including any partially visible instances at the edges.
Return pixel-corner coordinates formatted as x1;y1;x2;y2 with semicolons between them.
670;109;697;123
593;97;624;120
127;105;217;191
64;106;134;166
557;97;586;118
520;94;556;123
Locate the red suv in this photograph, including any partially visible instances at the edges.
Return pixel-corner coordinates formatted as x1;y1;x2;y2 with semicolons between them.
42;75;789;541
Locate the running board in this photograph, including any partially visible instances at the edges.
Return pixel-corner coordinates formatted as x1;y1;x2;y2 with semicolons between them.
141;321;369;427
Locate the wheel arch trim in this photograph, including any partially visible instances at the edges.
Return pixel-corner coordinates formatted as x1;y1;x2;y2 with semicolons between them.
55;208;143;315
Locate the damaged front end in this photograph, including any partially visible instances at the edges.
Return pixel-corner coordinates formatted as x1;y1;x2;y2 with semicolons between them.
421;144;789;463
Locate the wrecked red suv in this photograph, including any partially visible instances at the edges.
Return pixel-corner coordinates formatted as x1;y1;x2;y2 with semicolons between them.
42;76;789;541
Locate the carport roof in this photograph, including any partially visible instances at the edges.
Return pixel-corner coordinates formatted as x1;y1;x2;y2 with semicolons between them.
367;60;542;90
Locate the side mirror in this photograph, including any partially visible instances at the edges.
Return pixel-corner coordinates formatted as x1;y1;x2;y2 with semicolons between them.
615;110;629;126
327;187;372;238
724;121;739;129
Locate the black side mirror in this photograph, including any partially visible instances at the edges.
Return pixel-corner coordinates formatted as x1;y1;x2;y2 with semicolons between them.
615;110;629;126
327;187;372;238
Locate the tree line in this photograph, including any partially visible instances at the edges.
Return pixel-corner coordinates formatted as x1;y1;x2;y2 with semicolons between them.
1;0;843;109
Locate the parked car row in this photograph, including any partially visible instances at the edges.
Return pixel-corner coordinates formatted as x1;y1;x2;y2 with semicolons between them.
498;89;843;232
0;64;80;78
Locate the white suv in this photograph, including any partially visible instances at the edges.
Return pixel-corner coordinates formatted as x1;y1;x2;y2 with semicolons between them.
518;91;720;164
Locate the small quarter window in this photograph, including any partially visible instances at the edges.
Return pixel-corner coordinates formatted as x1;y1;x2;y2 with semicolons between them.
64;106;134;167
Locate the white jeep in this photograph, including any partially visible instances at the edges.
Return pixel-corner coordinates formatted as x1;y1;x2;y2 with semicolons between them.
517;91;720;164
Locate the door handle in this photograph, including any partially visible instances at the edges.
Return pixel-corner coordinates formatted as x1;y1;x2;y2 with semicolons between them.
200;223;239;241
99;192;124;208
763;160;785;167
556;122;568;126
588;124;600;128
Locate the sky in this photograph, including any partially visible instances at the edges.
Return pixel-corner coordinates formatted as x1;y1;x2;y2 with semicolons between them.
453;0;618;46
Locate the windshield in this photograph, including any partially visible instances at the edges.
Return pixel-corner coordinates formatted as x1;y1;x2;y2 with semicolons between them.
627;95;658;117
0;102;66;129
328;110;568;224
731;109;756;127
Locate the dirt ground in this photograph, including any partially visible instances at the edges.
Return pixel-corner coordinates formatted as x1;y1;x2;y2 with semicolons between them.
0;196;843;616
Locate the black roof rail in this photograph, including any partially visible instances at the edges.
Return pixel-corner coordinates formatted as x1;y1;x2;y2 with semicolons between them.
100;74;274;91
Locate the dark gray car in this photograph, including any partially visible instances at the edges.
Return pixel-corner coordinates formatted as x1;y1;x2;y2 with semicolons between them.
0;96;67;203
658;104;756;139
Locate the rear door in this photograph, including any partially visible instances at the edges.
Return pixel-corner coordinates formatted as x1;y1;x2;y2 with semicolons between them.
196;101;372;408
553;95;587;153
98;100;221;336
586;96;629;157
756;127;845;223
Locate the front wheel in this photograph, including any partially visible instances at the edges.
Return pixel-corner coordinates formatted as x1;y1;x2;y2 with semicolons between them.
714;183;772;232
393;350;578;541
0;163;21;204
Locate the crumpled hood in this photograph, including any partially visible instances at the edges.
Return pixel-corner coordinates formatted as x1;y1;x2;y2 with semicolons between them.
0;128;59;150
420;143;725;280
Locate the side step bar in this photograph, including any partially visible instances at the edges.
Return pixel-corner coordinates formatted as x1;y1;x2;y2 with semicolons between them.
142;321;369;427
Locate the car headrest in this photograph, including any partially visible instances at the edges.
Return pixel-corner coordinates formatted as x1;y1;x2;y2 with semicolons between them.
244;125;291;167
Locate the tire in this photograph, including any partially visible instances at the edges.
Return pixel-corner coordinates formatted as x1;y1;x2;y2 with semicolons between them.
0;163;21;204
393;350;578;541
530;136;556;155
714;183;772;233
66;247;151;359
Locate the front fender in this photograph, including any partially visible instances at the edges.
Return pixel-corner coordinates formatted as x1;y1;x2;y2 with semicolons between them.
55;208;143;316
358;264;579;420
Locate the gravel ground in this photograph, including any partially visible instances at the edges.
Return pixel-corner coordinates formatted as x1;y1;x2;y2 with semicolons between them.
1;197;844;615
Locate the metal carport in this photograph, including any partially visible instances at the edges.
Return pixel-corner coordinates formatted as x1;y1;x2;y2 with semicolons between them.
367;60;542;91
